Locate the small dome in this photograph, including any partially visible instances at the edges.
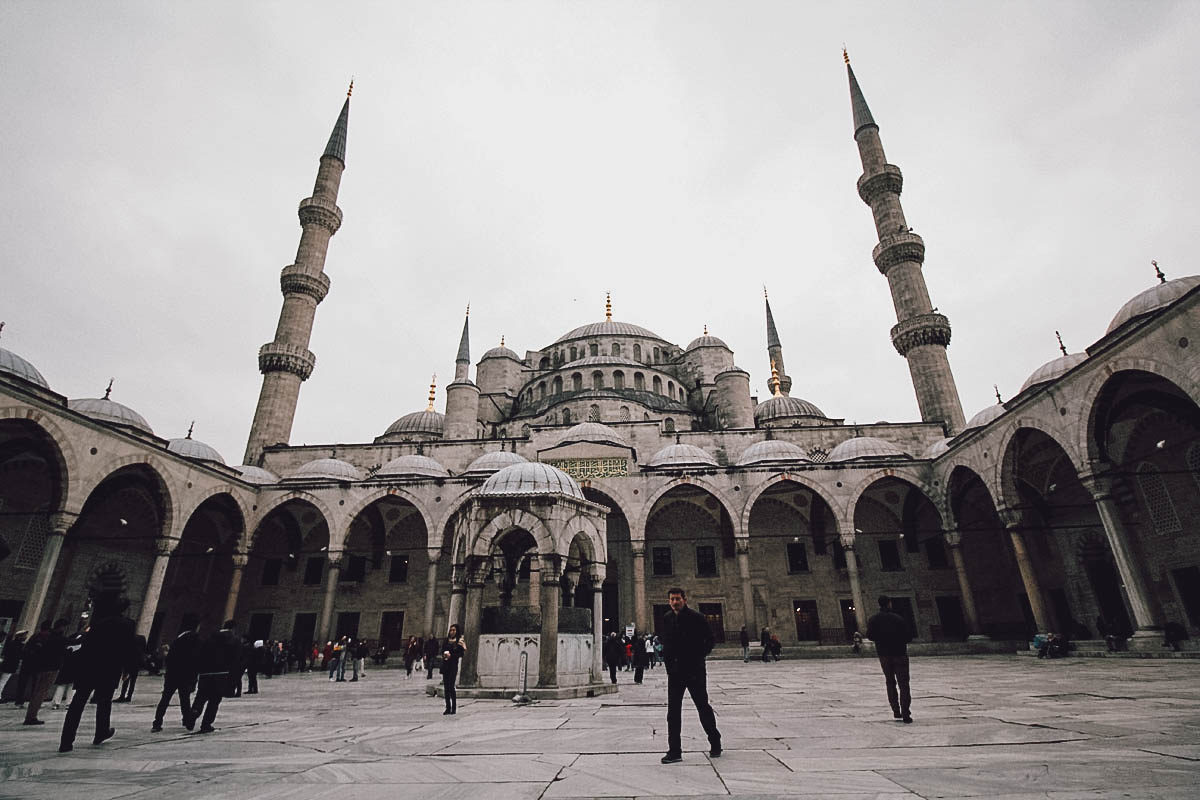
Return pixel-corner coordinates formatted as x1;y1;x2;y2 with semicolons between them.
383;409;445;438
647;443;718;469
554;320;665;344
736;439;810;466
557;422;630;448
685;334;729;351
285;458;363;482
1107;275;1200;334
167;437;225;465
235;465;278;484
962;403;1006;432
828;436;909;462
482;344;522;361
377;454;450;479
465;450;529;475
68;396;154;434
479;461;584;500
754;395;828;424
1020;352;1088;393
922;438;952;459
0;347;50;389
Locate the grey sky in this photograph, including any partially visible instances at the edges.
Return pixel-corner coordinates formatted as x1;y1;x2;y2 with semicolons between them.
3;1;1197;465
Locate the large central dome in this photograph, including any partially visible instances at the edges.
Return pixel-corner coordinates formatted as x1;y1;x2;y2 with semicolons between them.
554;320;666;344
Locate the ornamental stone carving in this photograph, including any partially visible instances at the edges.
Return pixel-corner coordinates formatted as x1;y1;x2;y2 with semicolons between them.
280;265;331;303
258;342;317;379
856;164;903;204
297;196;343;234
872;231;925;274
890;313;952;356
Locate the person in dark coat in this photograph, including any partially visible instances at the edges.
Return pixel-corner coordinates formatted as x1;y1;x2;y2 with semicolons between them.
759;627;771;663
245;639;262;694
59;592;137;752
115;633;146;702
739;626;750;662
0;629;25;702
440;624;465;715
190;619;241;733
22;618;68;725
52;628;84;709
866;595;913;723
603;632;623;684
631;633;649;684
423;634;440;680
153;613;200;732
659;587;721;764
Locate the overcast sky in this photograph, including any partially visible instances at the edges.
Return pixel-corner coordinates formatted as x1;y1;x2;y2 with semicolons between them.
3;1;1198;465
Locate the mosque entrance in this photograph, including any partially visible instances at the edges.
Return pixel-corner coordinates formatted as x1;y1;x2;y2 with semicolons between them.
793;599;820;641
1085;556;1132;635
379;611;405;652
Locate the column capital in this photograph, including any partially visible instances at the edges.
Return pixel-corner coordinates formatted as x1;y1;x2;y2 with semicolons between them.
326;550;344;569
630;543;646;558
426;547;443;564
735;537;751;556
943;529;962;548
838;531;856;550
154;537;175;558
1077;468;1115;501
48;511;77;533
995;503;1029;529
231;552;250;569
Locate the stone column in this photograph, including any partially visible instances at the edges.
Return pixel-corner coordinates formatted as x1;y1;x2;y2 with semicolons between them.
537;554;562;688
1080;472;1160;645
447;564;466;633
223;552;249;623
423;549;440;636
841;534;867;634
631;544;648;632
1002;513;1050;633
459;560;486;687
590;573;605;683
527;554;541;609
736;538;754;631
136;538;175;638
944;531;984;638
18;512;74;632
318;552;342;643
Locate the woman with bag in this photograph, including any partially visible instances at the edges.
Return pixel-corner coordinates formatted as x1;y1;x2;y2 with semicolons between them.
439;624;465;715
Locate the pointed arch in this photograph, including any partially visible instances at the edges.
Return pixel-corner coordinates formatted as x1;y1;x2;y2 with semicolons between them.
0;405;78;513
635;476;739;540
472;508;556;559
738;472;842;536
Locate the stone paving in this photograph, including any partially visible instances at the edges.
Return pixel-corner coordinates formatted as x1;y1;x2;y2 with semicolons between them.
1;655;1198;799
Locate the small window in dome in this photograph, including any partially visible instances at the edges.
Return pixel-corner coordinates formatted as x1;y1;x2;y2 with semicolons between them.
612;343;621;356
563;408;572;424
619;406;630;422
539;357;550;370
664;417;675;433
588;404;601;422
653;347;661;363
592;371;604;390
552;376;562;394
667;381;674;397
614;370;625;390
653;376;662;394
633;343;642;361
538;382;547;400
589;343;599;356
634;372;645;391
572;373;583;392
570;346;578;361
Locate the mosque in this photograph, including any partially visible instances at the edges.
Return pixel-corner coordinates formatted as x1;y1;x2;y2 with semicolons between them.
2;57;1198;690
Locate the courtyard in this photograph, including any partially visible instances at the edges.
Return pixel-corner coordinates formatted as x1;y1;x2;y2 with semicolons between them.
0;655;1197;799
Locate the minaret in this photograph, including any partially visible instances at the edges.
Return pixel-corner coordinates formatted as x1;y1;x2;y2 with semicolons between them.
763;288;792;396
243;84;351;464
846;52;965;434
445;305;480;439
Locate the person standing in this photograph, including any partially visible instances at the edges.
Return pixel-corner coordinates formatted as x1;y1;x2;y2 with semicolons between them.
659;587;721;764
739;626;750;662
246;639;262;694
440;624;465;715
632;632;649;684
153;613;201;732
51;628;84;709
603;632;622;684
59;592;136;752
22;618;68;725
191;619;240;733
866;595;913;723
759;627;771;663
423;634;440;680
115;633;146;702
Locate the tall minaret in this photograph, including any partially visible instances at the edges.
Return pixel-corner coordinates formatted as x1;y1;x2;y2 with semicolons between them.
763;288;792;396
444;305;480;439
846;52;965;434
243;85;351;464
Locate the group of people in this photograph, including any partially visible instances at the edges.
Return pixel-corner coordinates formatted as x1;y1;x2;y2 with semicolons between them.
737;626;783;662
319;636;372;681
602;631;661;684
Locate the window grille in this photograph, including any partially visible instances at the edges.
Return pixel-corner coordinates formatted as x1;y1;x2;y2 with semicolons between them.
1137;462;1181;534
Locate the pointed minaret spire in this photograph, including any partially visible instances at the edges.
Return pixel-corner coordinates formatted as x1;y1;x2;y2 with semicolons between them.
427;374;438;412
454;303;472;381
1055;331;1068;357
763;287;791;396
244;91;351;464
445;304;481;439
605;292;612;322
848;54;965;434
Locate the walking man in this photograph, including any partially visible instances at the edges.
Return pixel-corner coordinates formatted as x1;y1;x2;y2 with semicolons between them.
603;632;622;684
739;626;750;662
22;618;68;726
866;595;913;723
191;619;240;733
152;613;200;732
59;592;136;752
659;587;721;764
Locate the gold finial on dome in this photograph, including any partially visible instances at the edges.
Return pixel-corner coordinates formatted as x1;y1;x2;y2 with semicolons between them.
605;291;612;322
1152;259;1166;284
703;324;708;335
427;374;437;412
770;360;782;397
186;421;194;439
347;79;354;98
104;378;114;400
1055;330;1067;357
994;384;1003;404
500;335;505;347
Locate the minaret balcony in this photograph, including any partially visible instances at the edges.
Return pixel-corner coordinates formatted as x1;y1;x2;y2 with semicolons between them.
297;196;343;234
872;231;925;274
856;164;903;205
280;264;332;303
890;313;952;356
258;342;317;380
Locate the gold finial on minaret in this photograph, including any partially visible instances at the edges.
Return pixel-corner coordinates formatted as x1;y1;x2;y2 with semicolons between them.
843;46;850;65
605;291;612;322
104;378;113;400
994;384;1003;404
1152;259;1166;284
186;421;195;439
427;374;437;412
1055;331;1067;357
770;360;782;397
347;79;354;98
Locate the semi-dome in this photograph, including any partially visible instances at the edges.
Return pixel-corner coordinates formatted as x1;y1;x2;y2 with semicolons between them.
377;454;450;479
647;443;718;469
1020;352;1088;393
482;343;522;361
167;436;225;465
0;347;50;389
383;409;445;438
1107;275;1200;334
736;439;810;466
828;436;909;462
479;461;584;500
685;334;729;351
554;320;665;344
922;438;952;459
753;395;828;425
557;421;630;448
285;458;363;482
235;465;278;484
464;450;528;475
962;403;1006;432
68;396;154;434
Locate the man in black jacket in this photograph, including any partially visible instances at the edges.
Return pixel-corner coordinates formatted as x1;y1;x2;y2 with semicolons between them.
866;595;913;723
659;587;721;764
22;618;68;725
59;592;137;752
153;613;201;732
191;619;241;733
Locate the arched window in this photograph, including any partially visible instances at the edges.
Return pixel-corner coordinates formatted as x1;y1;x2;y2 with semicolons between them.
1137;462;1181;534
552;376;563;395
633;344;642;362
539;357;550;370
663;417;675;433
538;382;547;400
588;404;601;422
653;347;661;363
667;381;674;398
562;408;572;424
613;370;625;390
612;342;621;356
589;342;599;356
558;350;565;364
499;428;508;438
653;376;663;394
619;406;630;422
634;372;645;391
592;371;604;390
572;373;583;392
570;346;578;361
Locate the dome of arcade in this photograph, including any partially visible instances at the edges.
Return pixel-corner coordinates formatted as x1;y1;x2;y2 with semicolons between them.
828;436;910;462
167;436;225;464
482;343;522;361
68;396;154;434
284;457;363;482
377;453;450;479
235;465;278;484
1107;275;1200;335
1020;352;1088;393
647;443;718;469
382;409;445;439
557;421;630;448
553;320;666;345
922;438;952;459
962;403;1006;432
479;461;585;500
464;450;528;475
736;439;810;466
0;347;50;389
753;395;828;426
685;334;730;352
